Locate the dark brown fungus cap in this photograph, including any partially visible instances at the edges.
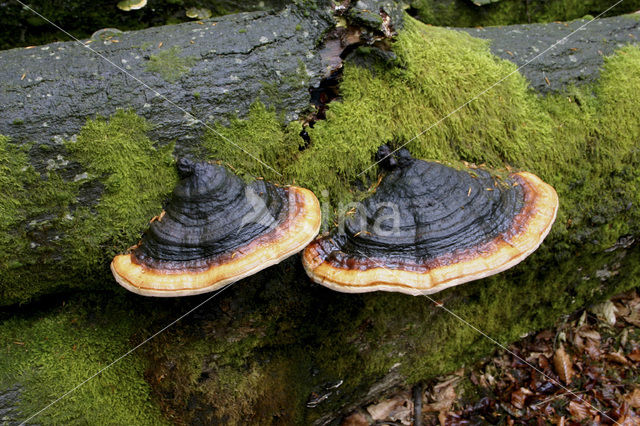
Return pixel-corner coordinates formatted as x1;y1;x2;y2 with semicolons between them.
112;158;321;296
303;146;559;295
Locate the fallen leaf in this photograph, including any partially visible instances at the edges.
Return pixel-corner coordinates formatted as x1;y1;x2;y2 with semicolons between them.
624;388;640;409
622;309;640;327
535;329;554;341
342;411;369;426
577;328;601;342
590;301;618;326
605;351;630;365
425;383;457;413
584;338;602;359
511;387;533;409
366;395;406;420
628;349;640;362
554;345;574;384
621;328;629;347
567;400;590;421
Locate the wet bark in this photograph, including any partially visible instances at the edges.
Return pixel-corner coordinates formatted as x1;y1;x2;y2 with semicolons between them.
1;11;638;169
0;4;335;172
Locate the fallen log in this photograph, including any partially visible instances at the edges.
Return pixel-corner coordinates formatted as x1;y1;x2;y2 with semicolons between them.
0;4;640;425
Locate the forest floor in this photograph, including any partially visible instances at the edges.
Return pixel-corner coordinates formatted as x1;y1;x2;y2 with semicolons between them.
342;289;640;425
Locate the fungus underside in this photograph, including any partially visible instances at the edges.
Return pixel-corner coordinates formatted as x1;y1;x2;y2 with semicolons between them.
0;15;639;423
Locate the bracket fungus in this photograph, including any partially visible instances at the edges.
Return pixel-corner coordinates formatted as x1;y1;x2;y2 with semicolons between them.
303;146;559;295
111;159;321;296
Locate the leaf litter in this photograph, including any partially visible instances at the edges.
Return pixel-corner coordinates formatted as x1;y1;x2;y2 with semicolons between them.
341;290;640;425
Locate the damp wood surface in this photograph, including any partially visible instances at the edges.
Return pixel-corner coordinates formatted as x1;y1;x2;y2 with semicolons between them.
0;3;335;166
0;4;640;425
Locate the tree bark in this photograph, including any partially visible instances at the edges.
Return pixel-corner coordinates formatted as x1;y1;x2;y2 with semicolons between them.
0;4;334;169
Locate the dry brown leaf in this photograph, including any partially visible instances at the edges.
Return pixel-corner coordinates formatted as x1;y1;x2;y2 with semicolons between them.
584;338;603;359
366;395;406;420
568;400;590;421
591;300;618;326
526;351;547;363
438;411;447;426
615;302;632;319
425;384;457;413
554;345;574;384
628;349;640;362
616;414;640;426
537;329;555;341
573;333;585;351
556;416;565;426
433;375;462;393
605;351;630;365
577;328;601;342
622;309;640;327
390;406;413;426
624;388;640;409
342;411;369;426
511;387;533;409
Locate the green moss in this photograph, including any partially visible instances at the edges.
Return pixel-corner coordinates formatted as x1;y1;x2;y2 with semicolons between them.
0;110;176;305
203;102;303;179
0;292;167;425
63;109;177;275
0;138;77;303
204;16;640;253
409;0;640;27
145;46;197;83
175;18;640;420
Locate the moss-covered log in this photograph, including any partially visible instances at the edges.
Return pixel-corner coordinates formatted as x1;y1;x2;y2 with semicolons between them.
409;0;640;27
1;7;640;426
0;3;335;161
139;15;640;423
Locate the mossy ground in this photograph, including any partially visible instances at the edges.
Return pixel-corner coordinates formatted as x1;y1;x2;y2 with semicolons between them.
1;13;640;426
408;0;640;28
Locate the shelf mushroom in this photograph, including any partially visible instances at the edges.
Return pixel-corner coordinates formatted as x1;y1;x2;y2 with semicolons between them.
303;146;559;295
111;158;321;296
